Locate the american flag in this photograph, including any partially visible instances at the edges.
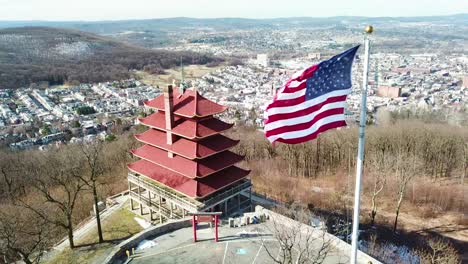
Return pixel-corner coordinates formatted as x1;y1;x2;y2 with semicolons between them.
264;46;359;144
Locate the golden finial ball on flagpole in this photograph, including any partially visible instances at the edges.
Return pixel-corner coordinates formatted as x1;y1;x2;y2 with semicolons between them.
364;25;374;34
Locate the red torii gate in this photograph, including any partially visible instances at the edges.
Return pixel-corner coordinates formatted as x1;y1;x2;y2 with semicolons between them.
189;212;222;243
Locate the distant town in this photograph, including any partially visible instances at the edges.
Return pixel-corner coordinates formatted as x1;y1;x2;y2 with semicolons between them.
1;50;467;150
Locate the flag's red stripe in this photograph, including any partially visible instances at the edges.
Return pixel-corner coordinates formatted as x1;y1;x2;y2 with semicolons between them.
274;121;347;145
280;81;307;94
265;95;347;124
265;108;345;138
266;95;306;110
281;65;318;93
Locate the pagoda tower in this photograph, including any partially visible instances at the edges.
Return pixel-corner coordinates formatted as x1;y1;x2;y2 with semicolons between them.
128;85;251;222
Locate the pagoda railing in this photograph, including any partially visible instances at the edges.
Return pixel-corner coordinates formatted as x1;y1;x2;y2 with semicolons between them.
201;179;252;209
129;191;182;219
128;173;201;212
129;172;251;212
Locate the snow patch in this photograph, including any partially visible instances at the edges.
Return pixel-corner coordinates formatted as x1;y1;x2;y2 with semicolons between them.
134;217;151;229
236;230;259;237
136;240;157;250
359;239;420;263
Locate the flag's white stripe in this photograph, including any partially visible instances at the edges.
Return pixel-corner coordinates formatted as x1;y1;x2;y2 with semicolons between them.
267;114;345;142
274;69;307;95
266;88;351;116
276;84;306;100
291;68;307;79
287;79;306;89
264;101;346;131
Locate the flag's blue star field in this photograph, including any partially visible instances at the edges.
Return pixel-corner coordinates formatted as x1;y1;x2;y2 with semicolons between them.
305;46;359;100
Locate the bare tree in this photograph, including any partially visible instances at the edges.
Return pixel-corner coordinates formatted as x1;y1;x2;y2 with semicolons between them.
18;148;86;249
0;151;55;264
393;172;411;232
260;205;339;264
365;131;392;226
0;205;55;264
462;142;467;185
415;238;460;264
393;137;418;233
77;141;111;244
368;141;388;226
370;173;386;226
0;150;30;200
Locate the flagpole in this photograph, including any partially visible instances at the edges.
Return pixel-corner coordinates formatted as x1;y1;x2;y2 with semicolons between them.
350;25;373;264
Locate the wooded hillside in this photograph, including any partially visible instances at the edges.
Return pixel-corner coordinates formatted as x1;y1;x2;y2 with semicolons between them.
230;120;467;263
0;27;222;88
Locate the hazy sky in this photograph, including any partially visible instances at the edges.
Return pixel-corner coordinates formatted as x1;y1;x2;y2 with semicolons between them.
0;0;467;21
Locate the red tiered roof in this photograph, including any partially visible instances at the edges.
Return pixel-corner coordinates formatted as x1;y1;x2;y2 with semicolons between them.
145;89;227;118
135;129;239;159
131;145;244;178
128;159;249;198
129;88;249;200
139;112;233;140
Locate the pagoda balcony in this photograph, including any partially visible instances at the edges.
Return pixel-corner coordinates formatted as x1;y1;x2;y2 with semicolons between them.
129;192;184;219
128;172;252;214
200;179;251;210
134;129;239;159
128;159;250;199
139;112;233;140
144;89;227;118
131;144;244;178
128;172;202;213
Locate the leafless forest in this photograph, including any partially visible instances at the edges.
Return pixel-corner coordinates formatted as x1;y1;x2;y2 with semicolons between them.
0;118;467;263
0;132;136;263
230;119;467;263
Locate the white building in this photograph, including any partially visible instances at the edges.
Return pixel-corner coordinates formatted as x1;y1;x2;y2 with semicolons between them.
256;54;269;67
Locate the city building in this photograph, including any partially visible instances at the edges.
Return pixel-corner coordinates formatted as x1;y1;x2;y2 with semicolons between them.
256;54;269;67
462;76;468;91
308;53;321;60
32;90;55;110
377;85;401;98
127;85;252;223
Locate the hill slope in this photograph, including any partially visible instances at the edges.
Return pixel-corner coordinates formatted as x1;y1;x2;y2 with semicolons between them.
1;14;467;32
0;27;221;88
1;15;466;52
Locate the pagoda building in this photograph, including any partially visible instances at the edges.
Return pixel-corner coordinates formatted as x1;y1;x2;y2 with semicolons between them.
128;85;252;222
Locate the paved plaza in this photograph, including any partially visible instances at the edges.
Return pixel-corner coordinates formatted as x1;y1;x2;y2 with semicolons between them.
128;222;352;264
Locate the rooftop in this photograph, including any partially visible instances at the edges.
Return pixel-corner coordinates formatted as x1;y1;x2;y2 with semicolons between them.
128;159;250;199
145;89;227;118
131;144;244;178
139;112;233;140
134;129;239;159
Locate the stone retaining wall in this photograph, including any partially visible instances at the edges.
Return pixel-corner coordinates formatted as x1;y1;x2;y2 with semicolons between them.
103;218;192;264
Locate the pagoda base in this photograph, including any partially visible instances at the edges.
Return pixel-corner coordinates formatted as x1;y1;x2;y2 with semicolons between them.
128;173;252;221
